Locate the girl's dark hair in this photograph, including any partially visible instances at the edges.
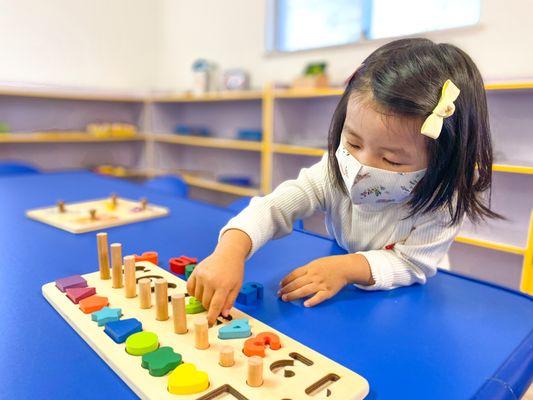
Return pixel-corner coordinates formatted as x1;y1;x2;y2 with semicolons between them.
328;38;501;224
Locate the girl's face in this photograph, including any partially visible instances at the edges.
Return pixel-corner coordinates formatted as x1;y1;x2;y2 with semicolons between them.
341;95;428;172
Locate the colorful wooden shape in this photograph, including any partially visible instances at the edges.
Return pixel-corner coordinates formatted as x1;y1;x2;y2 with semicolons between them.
104;318;142;343
65;286;96;304
167;363;209;395
134;251;159;265
141;346;182;377
243;332;281;357
79;295;109;314
126;331;159;356
236;282;264;306
185;296;205;314
185;264;196;280
91;307;122;326
169;256;198;275
55;275;87;292
218;318;251;340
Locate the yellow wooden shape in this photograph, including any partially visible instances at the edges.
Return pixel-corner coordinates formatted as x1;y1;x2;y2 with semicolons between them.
126;331;159;356
167;363;209;395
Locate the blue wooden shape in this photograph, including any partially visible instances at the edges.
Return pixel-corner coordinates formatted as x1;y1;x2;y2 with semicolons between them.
218;318;251;340
91;307;122;326
236;282;264;306
104;318;142;343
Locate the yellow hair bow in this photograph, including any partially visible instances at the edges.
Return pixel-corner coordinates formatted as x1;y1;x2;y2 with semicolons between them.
420;79;460;139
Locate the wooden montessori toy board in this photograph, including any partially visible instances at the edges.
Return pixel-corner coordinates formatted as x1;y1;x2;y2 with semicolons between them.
42;262;369;400
26;197;168;233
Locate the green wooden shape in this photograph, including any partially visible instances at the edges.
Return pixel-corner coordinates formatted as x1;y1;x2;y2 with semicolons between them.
125;331;159;356
185;264;196;280
141;346;182;377
185;296;205;314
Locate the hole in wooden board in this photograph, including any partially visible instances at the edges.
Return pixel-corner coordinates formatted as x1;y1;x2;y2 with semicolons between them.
289;352;314;366
270;359;296;378
305;374;340;397
195;384;248;400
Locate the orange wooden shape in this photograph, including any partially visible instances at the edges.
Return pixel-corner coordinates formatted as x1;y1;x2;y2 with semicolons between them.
79;295;109;314
243;332;281;357
134;251;159;265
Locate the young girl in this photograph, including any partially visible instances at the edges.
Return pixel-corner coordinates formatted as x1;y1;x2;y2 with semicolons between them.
188;38;500;325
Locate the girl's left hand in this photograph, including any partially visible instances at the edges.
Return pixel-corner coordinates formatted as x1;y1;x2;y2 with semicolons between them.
278;254;373;307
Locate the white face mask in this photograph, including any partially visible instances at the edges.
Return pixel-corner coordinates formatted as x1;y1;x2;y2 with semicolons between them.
335;144;426;205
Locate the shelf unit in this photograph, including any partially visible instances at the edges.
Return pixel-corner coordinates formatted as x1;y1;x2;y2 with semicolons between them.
2;82;532;294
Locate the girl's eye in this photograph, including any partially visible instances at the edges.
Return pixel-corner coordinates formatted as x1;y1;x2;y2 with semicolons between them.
347;142;361;149
384;158;402;166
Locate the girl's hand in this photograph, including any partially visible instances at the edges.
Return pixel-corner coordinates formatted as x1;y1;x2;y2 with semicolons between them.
186;229;251;325
278;254;374;307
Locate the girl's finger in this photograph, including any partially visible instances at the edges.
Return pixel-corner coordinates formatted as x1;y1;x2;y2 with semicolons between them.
281;283;316;302
278;275;311;296
221;286;240;317
186;273;196;296
279;266;307;287
303;291;331;307
206;289;227;325
194;281;204;303
201;285;215;310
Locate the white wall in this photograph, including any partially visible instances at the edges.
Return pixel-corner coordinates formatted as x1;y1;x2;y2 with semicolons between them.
155;0;533;91
0;0;159;90
1;0;532;91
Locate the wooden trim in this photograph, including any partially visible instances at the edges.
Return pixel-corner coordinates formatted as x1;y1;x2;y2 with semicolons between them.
151;133;261;152
519;212;533;294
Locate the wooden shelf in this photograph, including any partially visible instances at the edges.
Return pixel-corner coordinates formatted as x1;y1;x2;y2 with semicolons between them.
273;143;326;156
151;133;262;151
454;235;525;255
0;84;144;102
150;90;263;103
181;174;260;197
484;81;533;91
0;132;145;143
273;88;344;99
492;163;533;174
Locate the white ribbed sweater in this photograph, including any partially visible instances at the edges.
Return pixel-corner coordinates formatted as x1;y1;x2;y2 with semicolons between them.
220;155;461;290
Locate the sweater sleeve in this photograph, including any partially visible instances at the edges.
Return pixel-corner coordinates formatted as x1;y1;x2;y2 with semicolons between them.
219;155;328;257
355;207;462;290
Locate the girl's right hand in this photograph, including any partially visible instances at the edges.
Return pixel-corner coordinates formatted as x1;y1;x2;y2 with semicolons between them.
186;229;251;325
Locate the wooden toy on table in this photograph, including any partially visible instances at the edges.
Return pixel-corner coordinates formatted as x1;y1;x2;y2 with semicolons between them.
41;232;370;399
26;194;169;234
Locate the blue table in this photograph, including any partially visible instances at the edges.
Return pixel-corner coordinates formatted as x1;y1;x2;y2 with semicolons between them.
0;171;531;400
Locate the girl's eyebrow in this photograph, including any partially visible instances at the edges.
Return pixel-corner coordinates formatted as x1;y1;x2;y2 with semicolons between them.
380;146;410;157
344;126;361;140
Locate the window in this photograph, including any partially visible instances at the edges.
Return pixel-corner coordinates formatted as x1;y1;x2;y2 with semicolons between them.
268;0;481;53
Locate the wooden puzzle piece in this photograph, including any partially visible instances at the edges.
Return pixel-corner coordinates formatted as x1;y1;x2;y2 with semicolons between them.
169;256;198;275
141;346;182;377
218;318;251;340
243;332;281;357
236;282;264;306
167;363;209;395
135;251;159;265
126;331;159;356
186;296;205;314
55;275;87;292
185;264;196;280
91;306;122;326
79;295;109;314
104;318;142;343
66;286;95;304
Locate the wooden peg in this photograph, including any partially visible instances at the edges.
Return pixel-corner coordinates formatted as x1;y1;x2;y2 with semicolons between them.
124;255;136;298
194;317;209;350
89;209;97;220
171;293;187;334
219;346;235;367
139;278;151;309
57;200;66;213
96;232;111;280
110;243;123;288
111;193;118;207
155;279;169;321
247;356;263;387
140;198;148;211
